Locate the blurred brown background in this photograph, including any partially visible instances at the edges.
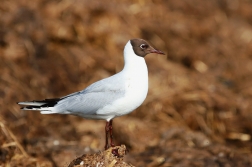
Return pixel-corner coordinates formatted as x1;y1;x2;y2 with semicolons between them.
1;0;252;166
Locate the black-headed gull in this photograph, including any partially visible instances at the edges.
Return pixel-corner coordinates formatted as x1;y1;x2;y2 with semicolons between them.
18;39;165;150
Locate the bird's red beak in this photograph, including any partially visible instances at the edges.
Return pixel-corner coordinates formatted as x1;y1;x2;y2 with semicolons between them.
148;46;165;55
149;49;165;55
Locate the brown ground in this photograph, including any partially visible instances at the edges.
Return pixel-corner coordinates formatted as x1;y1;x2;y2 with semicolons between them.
1;0;252;166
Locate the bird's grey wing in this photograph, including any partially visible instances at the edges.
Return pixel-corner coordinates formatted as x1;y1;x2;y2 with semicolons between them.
55;90;124;115
60;72;124;99
81;73;125;93
55;73;125;115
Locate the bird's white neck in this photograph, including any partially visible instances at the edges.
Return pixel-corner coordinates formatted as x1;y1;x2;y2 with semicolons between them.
122;41;147;72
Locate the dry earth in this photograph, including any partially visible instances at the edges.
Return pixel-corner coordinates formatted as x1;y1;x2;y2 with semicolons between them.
1;0;252;166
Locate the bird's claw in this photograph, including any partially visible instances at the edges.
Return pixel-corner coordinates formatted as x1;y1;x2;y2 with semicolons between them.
111;148;121;157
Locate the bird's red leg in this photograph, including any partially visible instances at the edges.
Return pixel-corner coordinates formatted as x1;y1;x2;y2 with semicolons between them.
108;120;120;157
105;121;110;150
109;120;115;147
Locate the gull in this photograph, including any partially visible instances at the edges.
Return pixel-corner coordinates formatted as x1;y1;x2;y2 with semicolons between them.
18;38;164;150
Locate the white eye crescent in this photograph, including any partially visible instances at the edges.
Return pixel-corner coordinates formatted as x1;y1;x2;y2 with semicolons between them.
140;44;148;49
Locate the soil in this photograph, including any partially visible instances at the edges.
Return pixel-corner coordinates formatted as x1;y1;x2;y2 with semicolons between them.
1;0;252;166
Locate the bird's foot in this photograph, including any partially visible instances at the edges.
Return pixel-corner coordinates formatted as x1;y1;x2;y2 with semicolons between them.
112;147;127;158
105;145;127;158
111;148;120;157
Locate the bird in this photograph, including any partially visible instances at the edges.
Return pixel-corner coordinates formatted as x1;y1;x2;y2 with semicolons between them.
18;38;165;150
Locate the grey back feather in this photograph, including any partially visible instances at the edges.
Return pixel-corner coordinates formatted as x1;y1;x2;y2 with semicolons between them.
55;71;126;115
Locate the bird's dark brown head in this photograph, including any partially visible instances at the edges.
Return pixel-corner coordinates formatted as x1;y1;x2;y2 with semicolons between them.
130;38;165;57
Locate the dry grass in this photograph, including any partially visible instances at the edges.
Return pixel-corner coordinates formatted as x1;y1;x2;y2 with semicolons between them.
1;0;252;166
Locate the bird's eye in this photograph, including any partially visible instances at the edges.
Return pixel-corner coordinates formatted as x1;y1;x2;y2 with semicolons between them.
140;44;148;49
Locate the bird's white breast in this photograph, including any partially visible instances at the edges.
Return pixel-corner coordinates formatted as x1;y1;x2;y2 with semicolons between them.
121;61;148;114
96;64;148;120
96;41;149;121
